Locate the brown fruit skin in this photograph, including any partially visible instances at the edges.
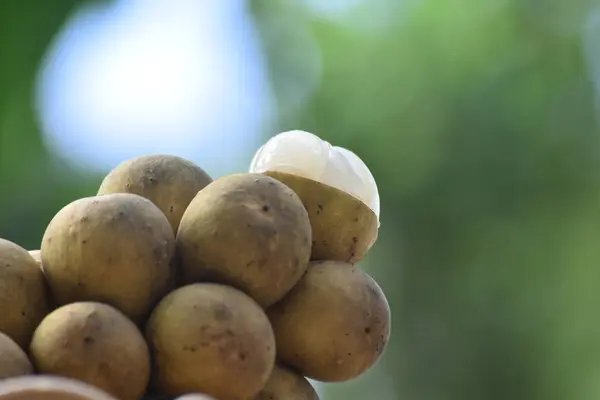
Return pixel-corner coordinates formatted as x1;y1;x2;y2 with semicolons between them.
145;283;276;400
0;376;119;400
176;173;311;308
98;155;213;234
254;365;319;400
263;171;378;263
267;261;391;382
0;332;33;379
41;194;175;324
0;239;51;349
29;302;150;400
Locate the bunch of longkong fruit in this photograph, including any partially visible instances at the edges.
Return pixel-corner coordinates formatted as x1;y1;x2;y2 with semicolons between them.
0;130;390;400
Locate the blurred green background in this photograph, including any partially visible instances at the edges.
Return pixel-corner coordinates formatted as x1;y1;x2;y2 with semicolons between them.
4;0;600;399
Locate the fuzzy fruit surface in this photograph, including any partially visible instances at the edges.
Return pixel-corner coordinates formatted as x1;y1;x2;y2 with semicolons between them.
29;302;150;400
254;364;319;400
0;332;33;379
98;154;213;234
145;283;276;400
264;171;378;263
0;238;50;350
176;173;312;308
41;193;175;324
268;260;391;382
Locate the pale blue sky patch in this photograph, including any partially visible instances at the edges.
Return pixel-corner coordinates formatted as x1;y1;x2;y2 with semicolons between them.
35;0;273;178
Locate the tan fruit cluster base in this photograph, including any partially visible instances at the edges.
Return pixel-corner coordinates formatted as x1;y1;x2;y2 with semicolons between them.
0;154;391;400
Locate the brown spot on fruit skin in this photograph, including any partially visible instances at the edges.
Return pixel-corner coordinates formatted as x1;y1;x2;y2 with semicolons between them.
263;171;378;263
145;283;275;400
268;261;391;382
212;304;232;321
41;194;175;324
176;173;312;308
98;154;213;234
29;302;150;400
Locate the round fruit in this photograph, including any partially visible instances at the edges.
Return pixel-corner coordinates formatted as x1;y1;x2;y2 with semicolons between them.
268;260;391;382
0;376;118;400
255;365;319;400
250;130;380;215
30;302;150;400
0;332;33;379
176;173;311;308
41;193;175;323
250;130;380;263
98;155;213;233
146;283;276;399
265;171;377;263
0;239;50;349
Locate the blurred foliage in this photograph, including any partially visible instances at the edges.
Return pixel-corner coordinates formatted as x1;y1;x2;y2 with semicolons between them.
255;1;600;399
4;0;600;399
0;0;104;248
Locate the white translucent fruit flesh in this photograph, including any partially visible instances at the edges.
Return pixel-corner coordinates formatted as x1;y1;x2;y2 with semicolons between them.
249;130;380;220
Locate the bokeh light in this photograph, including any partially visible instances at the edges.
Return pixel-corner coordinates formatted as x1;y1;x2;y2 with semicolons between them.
35;0;273;177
